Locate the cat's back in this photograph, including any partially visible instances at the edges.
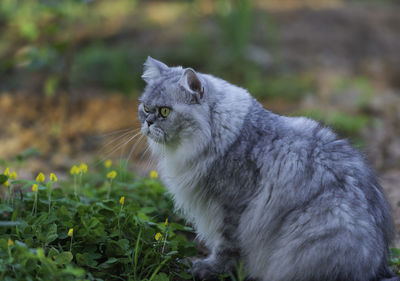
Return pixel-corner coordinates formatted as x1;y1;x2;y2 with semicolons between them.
240;112;394;281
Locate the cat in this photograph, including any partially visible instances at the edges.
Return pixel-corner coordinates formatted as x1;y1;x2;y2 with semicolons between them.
138;56;399;281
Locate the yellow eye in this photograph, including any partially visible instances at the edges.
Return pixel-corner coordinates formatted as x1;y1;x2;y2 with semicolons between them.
143;105;150;113
160;107;170;118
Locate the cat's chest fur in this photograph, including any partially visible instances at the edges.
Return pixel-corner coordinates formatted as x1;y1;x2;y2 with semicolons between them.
159;152;224;248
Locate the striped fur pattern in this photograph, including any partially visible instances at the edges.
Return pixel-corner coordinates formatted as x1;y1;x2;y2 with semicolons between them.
138;57;398;281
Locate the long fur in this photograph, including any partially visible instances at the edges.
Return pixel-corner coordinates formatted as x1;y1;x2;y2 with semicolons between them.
138;57;398;281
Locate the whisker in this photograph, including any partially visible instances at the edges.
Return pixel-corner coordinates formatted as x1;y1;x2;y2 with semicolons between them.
138;143;151;162
97;127;139;138
124;134;145;170
145;143;159;172
99;129;139;155
98;131;142;165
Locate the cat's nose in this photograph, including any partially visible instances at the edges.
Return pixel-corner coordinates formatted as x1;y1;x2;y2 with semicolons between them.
146;120;153;126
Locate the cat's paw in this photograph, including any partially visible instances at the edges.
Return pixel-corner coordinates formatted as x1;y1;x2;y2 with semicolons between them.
191;258;220;281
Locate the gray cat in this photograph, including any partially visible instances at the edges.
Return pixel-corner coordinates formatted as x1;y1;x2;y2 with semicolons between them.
138;57;399;281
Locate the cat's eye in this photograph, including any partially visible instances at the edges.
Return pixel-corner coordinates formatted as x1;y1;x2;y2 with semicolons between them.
143;105;150;113
159;107;170;118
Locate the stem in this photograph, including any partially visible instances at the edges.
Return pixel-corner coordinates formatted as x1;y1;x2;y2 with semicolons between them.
161;231;168;254
148;257;171;281
10;184;14;206
69;236;73;252
31;197;35;215
35;192;37;216
32;192;37;216
48;193;51;213
47;183;53;213
133;228;142;280
8;245;11;259
107;180;113;199
74;176;78;200
118;204;123;237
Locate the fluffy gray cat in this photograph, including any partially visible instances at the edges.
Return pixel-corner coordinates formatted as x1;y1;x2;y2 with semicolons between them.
138;57;398;281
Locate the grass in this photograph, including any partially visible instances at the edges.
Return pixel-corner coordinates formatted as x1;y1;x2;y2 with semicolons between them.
0;160;197;281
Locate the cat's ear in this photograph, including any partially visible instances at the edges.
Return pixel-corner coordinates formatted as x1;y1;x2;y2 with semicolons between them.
142;56;169;83
179;68;204;102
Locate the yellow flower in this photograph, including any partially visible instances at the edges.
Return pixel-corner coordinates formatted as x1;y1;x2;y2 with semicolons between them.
154;232;163;241
9;171;18;180
149;170;158;179
32;184;38;192
4;180;9;187
50;173;58;182
79;163;88;174
104;159;112;168
119;196;125;205
107;170;117;180
164;218;168;227
4;168;10;176
8;238;13;247
36;172;45;183
70;165;79;175
68;228;74;237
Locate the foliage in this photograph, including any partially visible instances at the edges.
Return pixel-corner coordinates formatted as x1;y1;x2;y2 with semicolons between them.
390;248;400;275
295;109;370;137
245;72;314;100
0;0;139;95
332;76;375;109
70;45;145;94
0;162;197;280
0;0;293;100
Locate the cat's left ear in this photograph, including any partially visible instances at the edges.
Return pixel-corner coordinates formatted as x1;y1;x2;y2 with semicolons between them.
142;56;169;83
179;68;204;103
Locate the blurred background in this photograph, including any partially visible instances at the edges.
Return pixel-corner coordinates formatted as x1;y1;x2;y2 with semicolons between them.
0;0;399;243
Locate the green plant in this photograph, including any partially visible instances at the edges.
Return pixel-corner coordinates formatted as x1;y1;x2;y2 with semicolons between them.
332;76;375;109
216;0;253;60
69;45;145;94
295;109;370;136
0;162;197;280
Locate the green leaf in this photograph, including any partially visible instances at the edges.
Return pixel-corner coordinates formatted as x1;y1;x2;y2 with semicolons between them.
105;239;129;256
0;175;7;184
55;205;71;222
166;251;178;256
36;248;46;260
45;223;58;244
0;238;8;251
137;212;149;221
19;21;38;41
175;271;193;280
48;247;59;260
0;220;19;227
15;148;41;162
99;257;118;269
140;207;156;214
44;76;59;97
61;265;85;277
54;251;73;265
153;272;169;281
76;253;98;268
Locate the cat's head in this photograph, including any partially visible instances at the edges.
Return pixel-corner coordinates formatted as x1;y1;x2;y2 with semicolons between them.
138;57;211;151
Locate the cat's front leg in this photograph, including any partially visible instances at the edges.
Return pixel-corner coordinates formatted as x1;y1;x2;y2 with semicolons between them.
192;247;239;280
